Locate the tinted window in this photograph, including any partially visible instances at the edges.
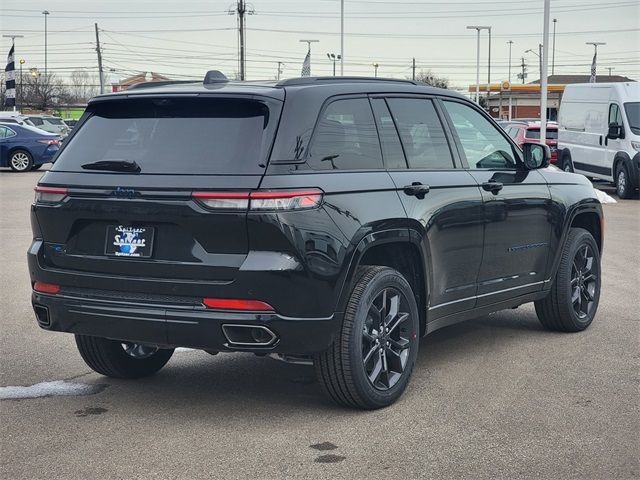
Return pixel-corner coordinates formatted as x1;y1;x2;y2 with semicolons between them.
308;98;383;170
443;101;517;169
29;117;44;126
525;128;558;140
370;98;407;169
386;98;454;169
44;117;64;125
625;102;640;135
52;97;279;175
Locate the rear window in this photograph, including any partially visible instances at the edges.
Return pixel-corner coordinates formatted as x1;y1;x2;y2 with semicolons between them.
45;117;65;125
525;128;558;140
53;97;280;175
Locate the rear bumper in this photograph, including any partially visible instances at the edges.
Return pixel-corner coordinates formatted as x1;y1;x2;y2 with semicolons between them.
31;290;342;354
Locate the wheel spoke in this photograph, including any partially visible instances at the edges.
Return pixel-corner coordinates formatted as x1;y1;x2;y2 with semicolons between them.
368;350;384;385
571;287;580;305
383;293;399;326
387;312;409;335
363;343;379;365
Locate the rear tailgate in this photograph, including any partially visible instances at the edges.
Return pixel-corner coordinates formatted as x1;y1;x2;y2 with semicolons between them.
32;95;281;285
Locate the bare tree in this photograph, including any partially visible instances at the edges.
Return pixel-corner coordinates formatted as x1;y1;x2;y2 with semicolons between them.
69;70;99;103
411;69;450;89
21;72;72;109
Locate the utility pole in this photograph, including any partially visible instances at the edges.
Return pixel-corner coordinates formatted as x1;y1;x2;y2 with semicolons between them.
42;11;49;79
507;40;513;82
238;0;246;81
552;18;557;76
519;57;527;84
412;57;416;81
487;26;492;112
94;23;104;94
607;67;614;77
276;61;284;80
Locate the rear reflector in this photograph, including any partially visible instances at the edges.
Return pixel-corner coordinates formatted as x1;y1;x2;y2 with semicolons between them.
33;282;61;295
192;189;323;211
203;298;274;312
34;186;68;203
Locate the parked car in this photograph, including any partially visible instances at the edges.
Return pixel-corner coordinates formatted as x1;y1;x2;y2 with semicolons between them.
25;115;71;138
506;122;559;163
63;119;79;130
558;82;639;198
0;112;35;127
29;74;603;409
0;122;61;172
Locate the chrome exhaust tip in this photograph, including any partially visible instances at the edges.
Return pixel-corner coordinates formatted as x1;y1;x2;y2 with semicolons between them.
221;324;278;347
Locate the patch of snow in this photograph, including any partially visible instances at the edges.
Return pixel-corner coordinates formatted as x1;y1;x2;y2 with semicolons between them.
594;189;617;204
0;380;104;400
174;347;195;353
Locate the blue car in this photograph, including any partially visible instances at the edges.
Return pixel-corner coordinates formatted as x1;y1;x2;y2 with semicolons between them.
0;122;61;172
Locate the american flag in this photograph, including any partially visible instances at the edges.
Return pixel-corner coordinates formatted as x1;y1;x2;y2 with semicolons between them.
589;51;597;83
4;45;15;107
301;49;311;77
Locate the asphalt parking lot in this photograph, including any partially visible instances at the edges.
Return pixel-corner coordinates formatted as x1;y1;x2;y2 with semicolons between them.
1;167;638;479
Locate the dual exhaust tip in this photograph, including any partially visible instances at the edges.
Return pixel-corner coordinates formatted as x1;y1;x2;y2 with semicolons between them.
221;324;278;347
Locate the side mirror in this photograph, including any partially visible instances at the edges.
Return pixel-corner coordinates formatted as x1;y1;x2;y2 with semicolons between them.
607;123;623;140
522;142;550;170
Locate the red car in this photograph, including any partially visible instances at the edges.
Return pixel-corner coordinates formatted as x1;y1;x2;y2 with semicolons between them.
505;122;559;164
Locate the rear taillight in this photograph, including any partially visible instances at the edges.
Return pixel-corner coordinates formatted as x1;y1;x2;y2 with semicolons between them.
37;139;60;146
34;186;68;203
33;282;61;295
192;189;323;211
203;298;274;312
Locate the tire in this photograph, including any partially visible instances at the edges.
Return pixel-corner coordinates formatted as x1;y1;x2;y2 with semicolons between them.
535;228;601;332
9;150;33;172
615;163;634;199
561;152;574;173
75;335;174;379
314;266;420;409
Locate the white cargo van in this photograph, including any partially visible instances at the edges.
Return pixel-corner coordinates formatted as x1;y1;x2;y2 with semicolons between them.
558;82;639;198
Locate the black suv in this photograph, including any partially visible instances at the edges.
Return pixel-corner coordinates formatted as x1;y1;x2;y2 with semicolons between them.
29;74;603;409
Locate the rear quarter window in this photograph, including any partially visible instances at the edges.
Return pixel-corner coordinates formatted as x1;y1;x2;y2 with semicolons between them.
52;97;280;175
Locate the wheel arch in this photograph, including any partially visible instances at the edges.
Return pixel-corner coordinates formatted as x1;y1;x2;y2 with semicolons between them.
336;228;430;336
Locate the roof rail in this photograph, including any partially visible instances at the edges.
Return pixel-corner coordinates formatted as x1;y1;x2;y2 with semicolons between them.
276;76;418;87
126;80;199;90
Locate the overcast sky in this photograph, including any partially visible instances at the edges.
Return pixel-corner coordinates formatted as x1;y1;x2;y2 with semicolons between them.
1;0;638;93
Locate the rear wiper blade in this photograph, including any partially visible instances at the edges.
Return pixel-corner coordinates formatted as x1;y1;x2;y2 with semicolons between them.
81;160;141;173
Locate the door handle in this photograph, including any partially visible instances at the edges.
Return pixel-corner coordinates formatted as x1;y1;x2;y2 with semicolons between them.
482;181;503;194
403;182;430;199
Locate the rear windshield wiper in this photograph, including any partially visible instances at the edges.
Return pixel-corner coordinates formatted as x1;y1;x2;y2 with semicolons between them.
81;160;141;173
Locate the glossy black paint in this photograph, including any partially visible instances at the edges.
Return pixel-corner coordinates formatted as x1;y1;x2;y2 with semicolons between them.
29;78;603;355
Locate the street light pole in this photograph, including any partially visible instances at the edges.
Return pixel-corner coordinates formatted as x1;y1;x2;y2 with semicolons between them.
467;26;490;105
507;40;513;82
552;18;557;76
42;11;49;79
487;26;492;111
540;0;550;142
373;63;379;77
340;0;344;75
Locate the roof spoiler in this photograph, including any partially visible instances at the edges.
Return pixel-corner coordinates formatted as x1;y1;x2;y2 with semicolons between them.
204;70;228;84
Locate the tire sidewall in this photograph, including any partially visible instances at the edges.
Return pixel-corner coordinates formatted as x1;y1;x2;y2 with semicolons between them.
346;269;419;407
9;150;33;172
559;230;601;329
562;153;573;173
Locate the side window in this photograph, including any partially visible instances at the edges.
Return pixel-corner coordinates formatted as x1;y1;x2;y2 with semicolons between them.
370;98;407;169
29;117;44;126
609;104;623;125
443;101;518;169
386;98;454;169
307;98;383;170
0;126;16;139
